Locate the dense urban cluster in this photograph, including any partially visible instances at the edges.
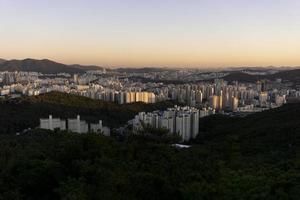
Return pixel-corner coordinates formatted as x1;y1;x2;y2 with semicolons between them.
1;70;297;110
133;106;200;141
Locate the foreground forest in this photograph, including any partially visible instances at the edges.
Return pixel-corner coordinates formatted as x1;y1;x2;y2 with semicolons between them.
0;96;299;199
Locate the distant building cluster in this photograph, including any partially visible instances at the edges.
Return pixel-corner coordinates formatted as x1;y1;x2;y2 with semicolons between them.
0;71;157;104
133;106;201;141
166;79;288;111
80;90;156;104
0;69;298;123
40;115;110;136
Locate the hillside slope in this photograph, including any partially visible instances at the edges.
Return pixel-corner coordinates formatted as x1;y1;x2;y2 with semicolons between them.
223;72;263;82
223;69;300;85
196;103;300;166
0;92;176;134
270;69;300;83
0;58;6;64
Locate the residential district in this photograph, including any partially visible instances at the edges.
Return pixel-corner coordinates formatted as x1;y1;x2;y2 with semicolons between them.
1;69;299;141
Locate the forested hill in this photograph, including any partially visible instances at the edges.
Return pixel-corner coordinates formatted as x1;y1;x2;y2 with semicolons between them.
0;103;299;199
223;69;300;86
0;92;176;134
223;72;263;82
195;102;300;165
0;58;102;74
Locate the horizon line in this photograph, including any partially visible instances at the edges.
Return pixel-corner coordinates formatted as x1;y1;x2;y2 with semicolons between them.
1;57;300;70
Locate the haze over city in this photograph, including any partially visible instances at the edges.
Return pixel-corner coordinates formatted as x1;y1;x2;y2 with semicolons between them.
1;0;300;68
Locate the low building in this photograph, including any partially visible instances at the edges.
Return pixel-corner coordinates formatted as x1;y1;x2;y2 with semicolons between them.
90;120;111;136
68;115;88;134
40;115;110;136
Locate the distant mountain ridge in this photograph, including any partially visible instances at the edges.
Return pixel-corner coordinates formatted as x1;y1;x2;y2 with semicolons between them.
0;58;102;74
0;58;6;64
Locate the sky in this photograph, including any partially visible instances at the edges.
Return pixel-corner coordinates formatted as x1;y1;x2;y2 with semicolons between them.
1;0;300;68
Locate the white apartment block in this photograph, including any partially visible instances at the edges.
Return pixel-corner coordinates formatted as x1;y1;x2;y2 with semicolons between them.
90;120;111;136
40;115;66;130
40;115;110;136
68;115;89;134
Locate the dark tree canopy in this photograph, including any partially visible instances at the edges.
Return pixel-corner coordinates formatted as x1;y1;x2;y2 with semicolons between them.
0;93;300;199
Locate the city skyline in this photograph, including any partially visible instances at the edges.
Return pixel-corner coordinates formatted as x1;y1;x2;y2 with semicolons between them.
1;0;300;68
